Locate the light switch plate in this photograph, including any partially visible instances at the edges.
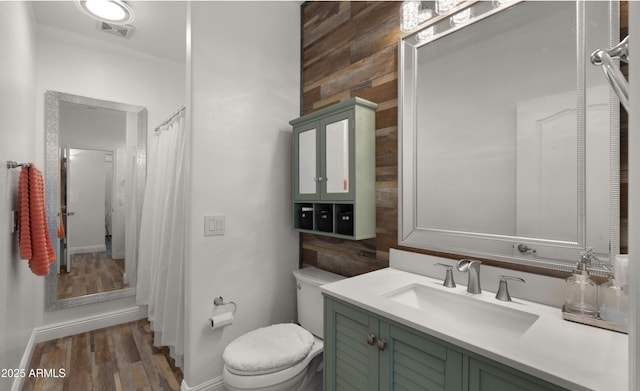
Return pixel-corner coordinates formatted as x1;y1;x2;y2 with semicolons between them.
204;215;225;236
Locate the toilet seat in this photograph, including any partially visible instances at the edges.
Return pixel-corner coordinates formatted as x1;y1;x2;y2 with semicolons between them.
223;338;323;391
223;323;315;375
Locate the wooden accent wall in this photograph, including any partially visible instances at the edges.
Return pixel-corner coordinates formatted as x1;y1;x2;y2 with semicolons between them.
300;1;629;277
300;1;401;276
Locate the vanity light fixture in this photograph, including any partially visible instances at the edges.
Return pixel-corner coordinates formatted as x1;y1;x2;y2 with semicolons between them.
416;9;435;42
76;0;135;25
450;7;473;27
436;0;460;15
492;0;515;7
400;1;435;33
401;1;476;34
400;1;420;33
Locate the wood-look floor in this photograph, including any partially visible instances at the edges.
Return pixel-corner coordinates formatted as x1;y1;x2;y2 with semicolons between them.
22;319;183;391
57;252;127;300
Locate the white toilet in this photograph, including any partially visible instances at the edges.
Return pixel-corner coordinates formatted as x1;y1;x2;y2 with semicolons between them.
222;267;345;391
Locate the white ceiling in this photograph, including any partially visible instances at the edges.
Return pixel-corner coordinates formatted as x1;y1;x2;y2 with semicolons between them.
31;1;187;63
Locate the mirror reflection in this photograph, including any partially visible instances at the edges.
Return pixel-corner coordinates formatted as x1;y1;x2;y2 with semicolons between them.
399;0;619;270
57;102;129;300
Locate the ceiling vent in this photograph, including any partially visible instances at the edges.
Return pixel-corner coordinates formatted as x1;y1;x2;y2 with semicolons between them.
97;21;134;39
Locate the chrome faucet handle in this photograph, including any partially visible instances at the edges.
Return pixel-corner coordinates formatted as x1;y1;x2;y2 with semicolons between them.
434;263;456;288
495;275;525;302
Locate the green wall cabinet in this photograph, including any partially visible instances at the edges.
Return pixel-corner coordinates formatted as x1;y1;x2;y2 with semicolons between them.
290;98;377;240
324;297;568;391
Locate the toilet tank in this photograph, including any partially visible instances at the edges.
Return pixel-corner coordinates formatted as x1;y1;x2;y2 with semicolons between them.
293;267;346;338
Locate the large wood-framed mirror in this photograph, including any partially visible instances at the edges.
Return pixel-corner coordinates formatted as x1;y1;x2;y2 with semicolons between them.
399;0;621;272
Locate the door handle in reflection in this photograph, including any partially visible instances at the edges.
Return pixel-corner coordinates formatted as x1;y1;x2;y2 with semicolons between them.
517;244;535;254
66;212;75;216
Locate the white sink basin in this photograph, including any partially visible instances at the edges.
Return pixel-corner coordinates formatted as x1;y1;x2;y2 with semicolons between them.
384;283;539;337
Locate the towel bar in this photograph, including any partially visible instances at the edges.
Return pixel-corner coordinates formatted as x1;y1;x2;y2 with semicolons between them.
6;160;31;169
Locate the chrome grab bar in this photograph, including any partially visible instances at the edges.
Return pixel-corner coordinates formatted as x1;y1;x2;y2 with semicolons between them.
590;35;629;112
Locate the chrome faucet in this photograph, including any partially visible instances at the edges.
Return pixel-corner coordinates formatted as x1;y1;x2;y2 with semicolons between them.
457;259;481;294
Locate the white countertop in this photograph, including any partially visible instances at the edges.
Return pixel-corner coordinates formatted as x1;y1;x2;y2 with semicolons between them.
321;267;628;391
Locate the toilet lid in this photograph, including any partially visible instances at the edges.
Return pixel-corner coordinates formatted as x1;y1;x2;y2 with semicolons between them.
223;323;315;375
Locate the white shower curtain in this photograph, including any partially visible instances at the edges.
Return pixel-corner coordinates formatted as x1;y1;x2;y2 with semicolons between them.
137;108;186;366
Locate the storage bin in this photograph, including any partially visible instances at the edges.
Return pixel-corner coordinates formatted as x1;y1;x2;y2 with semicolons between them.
317;210;333;232
299;207;313;230
337;211;353;236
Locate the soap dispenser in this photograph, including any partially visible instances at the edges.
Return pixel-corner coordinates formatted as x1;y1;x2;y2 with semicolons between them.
598;255;629;325
563;252;598;318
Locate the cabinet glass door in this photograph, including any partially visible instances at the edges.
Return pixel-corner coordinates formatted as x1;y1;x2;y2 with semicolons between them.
296;127;318;198
325;119;349;193
322;111;354;200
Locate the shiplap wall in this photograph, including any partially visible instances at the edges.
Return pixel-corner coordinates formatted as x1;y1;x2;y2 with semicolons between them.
299;1;628;277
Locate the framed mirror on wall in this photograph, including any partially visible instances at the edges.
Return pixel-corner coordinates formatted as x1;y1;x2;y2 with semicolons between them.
44;91;147;310
399;0;622;272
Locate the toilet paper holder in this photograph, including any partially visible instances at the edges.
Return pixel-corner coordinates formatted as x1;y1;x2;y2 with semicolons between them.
213;296;237;314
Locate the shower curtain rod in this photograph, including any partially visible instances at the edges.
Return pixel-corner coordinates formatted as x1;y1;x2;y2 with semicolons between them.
591;35;629;112
155;105;186;132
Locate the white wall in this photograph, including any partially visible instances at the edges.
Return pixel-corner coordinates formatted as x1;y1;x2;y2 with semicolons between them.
0;3;43;390
185;2;300;387
35;21;185;325
37;24;185;146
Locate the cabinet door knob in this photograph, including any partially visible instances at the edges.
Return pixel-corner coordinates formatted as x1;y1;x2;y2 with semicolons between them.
377;339;386;351
366;334;376;346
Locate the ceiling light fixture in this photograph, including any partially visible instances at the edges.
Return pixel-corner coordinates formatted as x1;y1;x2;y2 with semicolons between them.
76;0;135;25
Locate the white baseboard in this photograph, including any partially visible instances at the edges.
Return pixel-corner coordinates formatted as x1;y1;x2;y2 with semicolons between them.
34;305;147;343
181;376;226;391
10;329;37;391
69;244;107;255
12;306;146;391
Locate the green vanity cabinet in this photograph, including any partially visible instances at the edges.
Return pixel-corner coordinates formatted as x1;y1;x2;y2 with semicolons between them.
324;298;380;390
467;357;566;391
290;97;377;240
324;297;568;391
324;298;463;391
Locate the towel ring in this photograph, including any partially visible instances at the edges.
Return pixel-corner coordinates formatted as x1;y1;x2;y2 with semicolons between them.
213;296;237;314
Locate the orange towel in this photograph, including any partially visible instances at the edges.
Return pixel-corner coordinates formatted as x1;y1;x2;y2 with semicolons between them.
57;216;65;239
18;167;32;260
17;165;55;276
